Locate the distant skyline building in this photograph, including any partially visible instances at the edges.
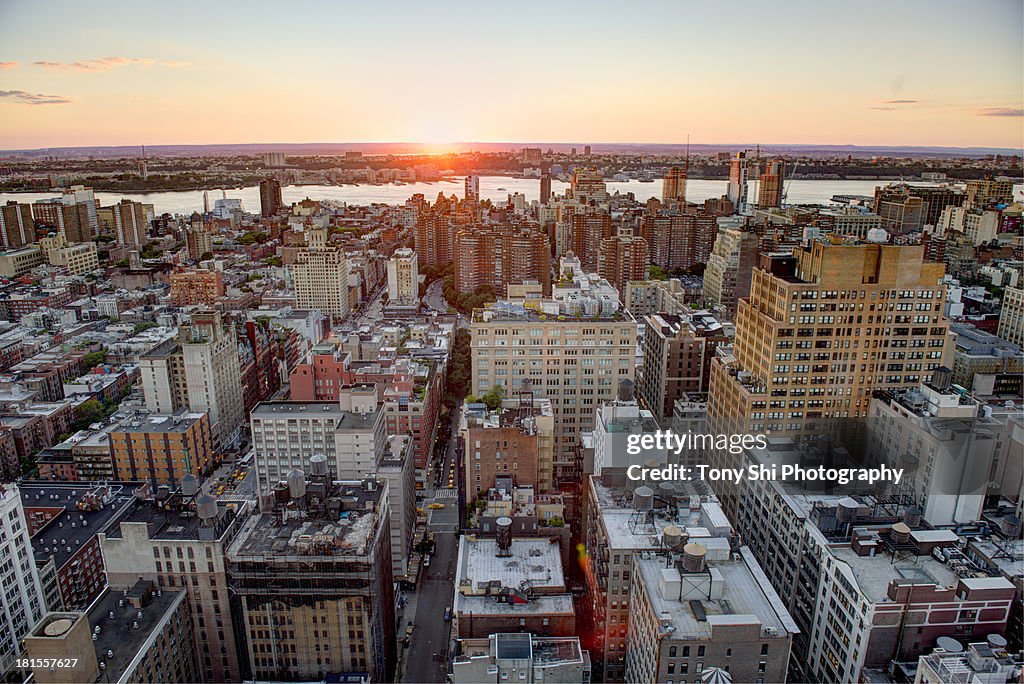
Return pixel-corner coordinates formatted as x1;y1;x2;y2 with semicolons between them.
757;159;786;209
454;224;551;295
258;177;283;217
112;199;149;248
727;150;750;210
464;173;480;202
597;225;649;291
0;202;35;250
540;171;551;205
662;166;687;205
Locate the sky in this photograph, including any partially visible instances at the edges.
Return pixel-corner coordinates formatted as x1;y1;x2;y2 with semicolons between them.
0;0;1021;150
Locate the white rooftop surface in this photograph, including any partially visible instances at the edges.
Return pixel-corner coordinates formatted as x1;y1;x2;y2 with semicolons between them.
635;546;798;639
968;537;1024;583
910;529;960;544
831;547;961;603
458;538;565;592
456;594;576;616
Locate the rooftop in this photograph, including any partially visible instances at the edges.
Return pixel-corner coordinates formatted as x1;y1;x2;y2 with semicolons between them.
635;546;798;640
87;583;187;683
454;536;573;616
111;410;207;435
21;481;141;569
832;545;961;603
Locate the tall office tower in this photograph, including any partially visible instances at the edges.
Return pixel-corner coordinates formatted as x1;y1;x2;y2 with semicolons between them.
100;491;248;682
0;202;35;250
727;151;750;210
708;241;951;439
597;225;649;291
540;171;552;205
569;168;607;203
662;166;687;205
262;151;286;167
0;485;46;674
186;214;212;260
227;477;396;683
110;411;215;487
757;159;786;209
414;196;456;269
702;226;759;317
640;209;718;273
258;177;283;217
873;183;964;232
454;224;551;295
584;144;592;156
293;226;351;320
465;173;480;202
570;212;613;271
470;259;637;480
112;199;148;248
460;395;555;498
60;185;98;233
998;286;1024;346
387;246;419;306
639;310;728;420
39;202;93;243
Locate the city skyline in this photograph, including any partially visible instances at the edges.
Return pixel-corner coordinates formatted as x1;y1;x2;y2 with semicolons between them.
1;0;1022;149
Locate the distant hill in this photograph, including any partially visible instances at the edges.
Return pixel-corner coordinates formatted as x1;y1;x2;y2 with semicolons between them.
2;141;1019;159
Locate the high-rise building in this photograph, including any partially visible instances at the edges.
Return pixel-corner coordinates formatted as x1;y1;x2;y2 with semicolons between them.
662;166;687;205
32;201;93;243
873;183;964;232
386;246;419;306
584;145;592;156
262;151;286;167
570;212;613;271
470;258;636;480
756;159;786;209
702;227;759;317
111;199;149;248
639;311;728;419
454;224;551;295
60;186;98;234
293;226;351;320
259;177;283;217
227;476;396;682
965;177;1015;209
708;242;952;438
997;286;1024;346
465;173;480;202
569;168;607;204
540;171;552;205
0;484;46;674
597;226;649;291
185;214;212;260
0;202;35;249
414;196;456;269
727;151;750;210
139;311;245;449
100;489;249;682
640;209;718;273
109;410;215;488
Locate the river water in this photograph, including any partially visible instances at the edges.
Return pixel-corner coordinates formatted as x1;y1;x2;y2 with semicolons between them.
2;177;1021;216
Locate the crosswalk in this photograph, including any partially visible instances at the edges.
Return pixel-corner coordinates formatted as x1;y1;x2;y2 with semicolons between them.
433;488;458;500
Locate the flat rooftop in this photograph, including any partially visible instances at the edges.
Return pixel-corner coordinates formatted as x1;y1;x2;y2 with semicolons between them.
635;546;798;640
250;400;381;428
21;482;140;568
87;584;186;683
104;495;240;541
831;546;961;603
111;411;207;434
455;537;573;616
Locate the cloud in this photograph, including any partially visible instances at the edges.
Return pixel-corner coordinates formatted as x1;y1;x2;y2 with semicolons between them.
869;106;896;111
33;57;187;71
0;62;17;69
882;99;918;104
0;90;73;105
976;107;1024;117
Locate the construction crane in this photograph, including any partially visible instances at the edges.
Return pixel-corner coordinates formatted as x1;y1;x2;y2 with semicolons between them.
781;161;799;207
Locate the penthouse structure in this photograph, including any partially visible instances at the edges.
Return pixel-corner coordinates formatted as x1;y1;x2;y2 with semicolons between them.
227;476;395;682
